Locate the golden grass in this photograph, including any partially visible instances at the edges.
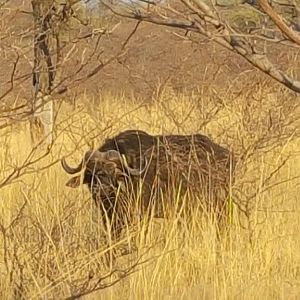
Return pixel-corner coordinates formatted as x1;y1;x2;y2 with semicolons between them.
0;90;300;299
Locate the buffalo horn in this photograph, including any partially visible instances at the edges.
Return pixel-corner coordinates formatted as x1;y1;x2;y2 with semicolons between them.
105;150;147;176
61;150;100;174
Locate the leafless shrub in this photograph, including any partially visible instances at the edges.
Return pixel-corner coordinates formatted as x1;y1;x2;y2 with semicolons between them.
101;0;300;92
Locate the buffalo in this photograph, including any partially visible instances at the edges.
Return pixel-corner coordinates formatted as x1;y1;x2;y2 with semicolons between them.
61;129;235;238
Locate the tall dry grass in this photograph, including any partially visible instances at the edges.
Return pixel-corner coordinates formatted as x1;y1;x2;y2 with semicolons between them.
0;86;300;299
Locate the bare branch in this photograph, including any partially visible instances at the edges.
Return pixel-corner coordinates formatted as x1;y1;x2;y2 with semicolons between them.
101;0;300;93
258;0;300;46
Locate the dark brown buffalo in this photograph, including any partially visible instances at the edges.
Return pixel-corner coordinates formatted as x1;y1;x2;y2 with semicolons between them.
61;129;235;238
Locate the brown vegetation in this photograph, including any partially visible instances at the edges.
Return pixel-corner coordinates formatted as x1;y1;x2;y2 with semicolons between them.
0;90;300;298
0;0;300;299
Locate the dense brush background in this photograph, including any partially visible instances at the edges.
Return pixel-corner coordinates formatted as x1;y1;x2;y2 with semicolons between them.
1;0;300;299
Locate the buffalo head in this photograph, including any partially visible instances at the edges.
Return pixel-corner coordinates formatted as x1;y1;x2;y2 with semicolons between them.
61;149;147;203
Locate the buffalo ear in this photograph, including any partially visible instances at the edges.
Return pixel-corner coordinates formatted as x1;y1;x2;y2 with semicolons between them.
65;176;81;188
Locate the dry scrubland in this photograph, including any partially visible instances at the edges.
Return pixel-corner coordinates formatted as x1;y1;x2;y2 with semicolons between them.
0;85;300;299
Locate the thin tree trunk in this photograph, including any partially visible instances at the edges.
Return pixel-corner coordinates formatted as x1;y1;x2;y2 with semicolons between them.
31;0;61;147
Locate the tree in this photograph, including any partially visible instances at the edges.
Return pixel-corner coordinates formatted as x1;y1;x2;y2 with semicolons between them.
0;0;131;187
100;0;300;93
30;0;71;146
